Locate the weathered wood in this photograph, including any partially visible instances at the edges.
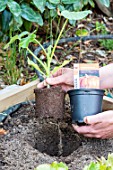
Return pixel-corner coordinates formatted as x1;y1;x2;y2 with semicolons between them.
102;96;113;111
0;80;39;112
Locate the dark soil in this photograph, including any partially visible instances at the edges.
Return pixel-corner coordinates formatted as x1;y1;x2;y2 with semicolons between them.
1;99;113;170
34;86;65;120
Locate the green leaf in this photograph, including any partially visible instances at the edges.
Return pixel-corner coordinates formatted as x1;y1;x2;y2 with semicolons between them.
34;164;51;170
46;2;56;9
33;0;46;13
12;15;23;30
28;58;45;76
61;0;76;4
50;9;57;17
76;29;89;36
89;0;95;8
61;10;92;20
7;1;21;17
0;0;7;12
24;20;32;32
21;3;43;26
19;33;36;49
58;5;65;12
99;0;110;7
73;1;83;11
2;10;11;33
52;59;72;74
46;45;52;61
19;31;30;38
4;35;19;49
49;0;60;4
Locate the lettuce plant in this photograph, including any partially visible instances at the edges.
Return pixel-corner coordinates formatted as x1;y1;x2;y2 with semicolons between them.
84;153;113;170
34;153;113;170
34;161;68;170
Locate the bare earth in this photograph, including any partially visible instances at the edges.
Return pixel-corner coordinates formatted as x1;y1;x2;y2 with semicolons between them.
1;100;113;170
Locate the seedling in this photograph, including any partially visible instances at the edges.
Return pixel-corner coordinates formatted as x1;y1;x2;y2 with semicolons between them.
4;10;92;87
84;153;113;170
34;161;68;170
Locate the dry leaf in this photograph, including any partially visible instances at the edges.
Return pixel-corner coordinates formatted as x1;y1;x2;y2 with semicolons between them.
0;128;8;135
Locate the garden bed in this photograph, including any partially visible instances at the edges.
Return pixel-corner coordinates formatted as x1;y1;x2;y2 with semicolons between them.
1;99;113;170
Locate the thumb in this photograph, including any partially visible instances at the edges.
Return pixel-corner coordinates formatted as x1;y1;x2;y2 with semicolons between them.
84;111;113;125
84;114;102;125
46;75;64;85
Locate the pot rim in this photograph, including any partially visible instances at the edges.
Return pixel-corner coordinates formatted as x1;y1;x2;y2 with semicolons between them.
68;88;105;96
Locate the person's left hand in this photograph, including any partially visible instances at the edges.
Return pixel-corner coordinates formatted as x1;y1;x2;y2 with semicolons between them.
72;110;113;139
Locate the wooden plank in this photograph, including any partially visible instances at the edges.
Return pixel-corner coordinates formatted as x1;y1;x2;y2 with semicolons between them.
0;80;39;112
102;96;113;111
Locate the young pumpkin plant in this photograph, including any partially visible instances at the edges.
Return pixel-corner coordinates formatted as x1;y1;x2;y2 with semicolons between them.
34;161;68;170
4;10;92;86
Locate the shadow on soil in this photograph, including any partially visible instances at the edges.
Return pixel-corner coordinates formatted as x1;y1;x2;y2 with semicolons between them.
31;122;81;157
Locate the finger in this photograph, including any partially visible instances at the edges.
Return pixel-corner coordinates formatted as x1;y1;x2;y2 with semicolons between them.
83;133;101;138
84;113;104;125
72;124;92;134
37;80;47;88
46;75;65;85
52;68;62;77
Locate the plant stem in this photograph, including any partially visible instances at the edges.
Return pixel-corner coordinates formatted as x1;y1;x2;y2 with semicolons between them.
34;39;47;56
50;19;68;60
27;47;47;74
50;18;53;46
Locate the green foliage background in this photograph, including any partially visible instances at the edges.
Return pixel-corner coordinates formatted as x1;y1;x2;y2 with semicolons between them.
0;0;110;39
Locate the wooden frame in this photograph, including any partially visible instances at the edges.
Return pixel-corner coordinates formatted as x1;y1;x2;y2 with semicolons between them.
0;81;113;113
0;80;39;112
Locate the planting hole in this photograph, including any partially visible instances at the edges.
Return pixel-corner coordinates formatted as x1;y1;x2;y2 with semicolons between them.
32;122;81;157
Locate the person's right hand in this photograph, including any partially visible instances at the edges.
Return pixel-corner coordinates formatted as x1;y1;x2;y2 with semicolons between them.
37;68;74;92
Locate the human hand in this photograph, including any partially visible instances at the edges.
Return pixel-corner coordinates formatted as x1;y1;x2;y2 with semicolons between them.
37;68;74;92
72;110;113;139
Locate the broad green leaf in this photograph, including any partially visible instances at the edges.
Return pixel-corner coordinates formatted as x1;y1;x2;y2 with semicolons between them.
2;10;11;33
33;0;46;13
76;29;89;36
35;162;68;170
49;0;60;4
73;1;83;11
61;0;76;4
0;0;7;12
99;0;110;7
107;153;113;166
50;9;57;17
19;33;36;49
61;10;92;20
24;20;32;32
58;5;65;12
12;16;23;30
84;0;89;5
7;1;21;17
51;162;68;170
28;58;45;76
46;2;56;9
89;0;95;8
35;164;51;170
21;3;43;26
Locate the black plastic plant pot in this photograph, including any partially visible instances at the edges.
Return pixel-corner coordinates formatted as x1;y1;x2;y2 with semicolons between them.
68;88;105;125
